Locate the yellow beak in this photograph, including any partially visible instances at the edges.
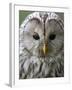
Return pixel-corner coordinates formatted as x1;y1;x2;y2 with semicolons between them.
43;43;48;55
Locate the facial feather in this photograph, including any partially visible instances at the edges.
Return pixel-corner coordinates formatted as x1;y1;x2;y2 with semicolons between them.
19;12;64;79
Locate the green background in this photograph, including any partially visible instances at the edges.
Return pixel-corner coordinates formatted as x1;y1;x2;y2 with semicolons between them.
19;10;33;27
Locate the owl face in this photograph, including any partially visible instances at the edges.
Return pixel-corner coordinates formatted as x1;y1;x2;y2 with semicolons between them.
22;13;64;58
19;12;64;78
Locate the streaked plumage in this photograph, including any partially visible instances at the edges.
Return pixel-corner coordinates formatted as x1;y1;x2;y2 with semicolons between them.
19;12;64;79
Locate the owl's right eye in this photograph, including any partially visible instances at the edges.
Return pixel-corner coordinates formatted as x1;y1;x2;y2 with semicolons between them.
33;32;40;40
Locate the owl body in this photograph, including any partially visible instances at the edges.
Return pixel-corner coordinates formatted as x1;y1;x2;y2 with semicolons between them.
19;12;64;79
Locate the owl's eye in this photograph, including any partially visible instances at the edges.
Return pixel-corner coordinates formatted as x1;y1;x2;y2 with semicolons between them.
33;32;40;40
49;34;56;40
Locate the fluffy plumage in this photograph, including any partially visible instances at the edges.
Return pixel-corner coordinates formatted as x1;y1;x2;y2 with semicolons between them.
19;12;64;79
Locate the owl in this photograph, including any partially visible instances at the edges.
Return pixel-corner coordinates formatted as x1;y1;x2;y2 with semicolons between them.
19;12;64;79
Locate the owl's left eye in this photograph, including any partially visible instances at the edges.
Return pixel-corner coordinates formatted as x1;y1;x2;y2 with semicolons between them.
33;32;40;40
49;34;56;40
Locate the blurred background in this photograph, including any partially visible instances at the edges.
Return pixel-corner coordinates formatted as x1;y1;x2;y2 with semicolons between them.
19;11;33;26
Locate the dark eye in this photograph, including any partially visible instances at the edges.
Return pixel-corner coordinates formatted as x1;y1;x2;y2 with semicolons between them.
33;32;40;40
49;34;56;40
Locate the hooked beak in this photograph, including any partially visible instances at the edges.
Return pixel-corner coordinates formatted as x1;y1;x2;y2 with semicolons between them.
42;43;48;55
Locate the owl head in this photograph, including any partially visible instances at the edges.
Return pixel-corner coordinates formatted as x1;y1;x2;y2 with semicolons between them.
20;12;64;58
19;12;64;78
